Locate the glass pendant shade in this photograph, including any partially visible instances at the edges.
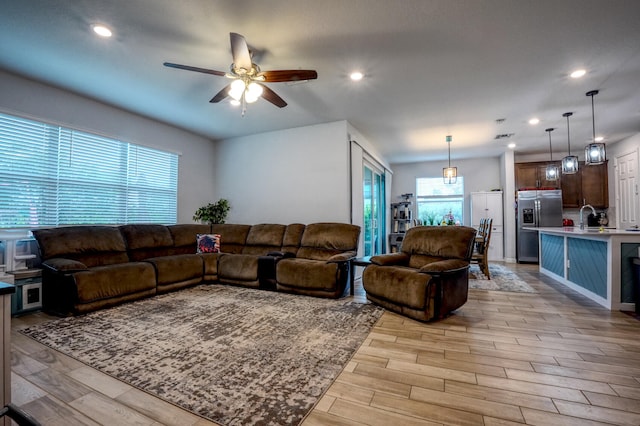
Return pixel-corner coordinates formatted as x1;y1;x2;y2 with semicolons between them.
561;155;579;174
585;90;606;165
443;135;457;184
561;112;579;174
585;143;606;165
443;166;457;184
545;127;558;181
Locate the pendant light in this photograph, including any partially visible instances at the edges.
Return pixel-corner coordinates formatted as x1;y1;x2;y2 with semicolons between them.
443;135;457;184
545;128;558;181
585;90;606;165
561;112;578;174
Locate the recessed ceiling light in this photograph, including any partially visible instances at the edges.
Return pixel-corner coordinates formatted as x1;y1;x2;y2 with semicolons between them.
528;118;540;125
570;69;586;79
350;71;364;81
92;24;113;38
508;142;516;149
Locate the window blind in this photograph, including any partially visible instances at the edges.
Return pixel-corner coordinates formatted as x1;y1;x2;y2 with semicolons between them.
0;112;178;228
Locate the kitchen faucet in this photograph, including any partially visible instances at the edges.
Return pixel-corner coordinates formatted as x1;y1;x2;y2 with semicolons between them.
579;204;596;230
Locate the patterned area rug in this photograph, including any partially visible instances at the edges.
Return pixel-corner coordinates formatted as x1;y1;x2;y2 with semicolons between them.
19;285;384;425
469;264;536;293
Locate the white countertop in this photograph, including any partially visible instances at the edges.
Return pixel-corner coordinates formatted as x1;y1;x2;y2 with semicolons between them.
525;226;640;236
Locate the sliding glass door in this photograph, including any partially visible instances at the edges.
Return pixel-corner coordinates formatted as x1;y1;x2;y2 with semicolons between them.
363;162;385;256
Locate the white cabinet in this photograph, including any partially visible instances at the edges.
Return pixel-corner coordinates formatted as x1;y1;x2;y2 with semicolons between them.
470;191;504;260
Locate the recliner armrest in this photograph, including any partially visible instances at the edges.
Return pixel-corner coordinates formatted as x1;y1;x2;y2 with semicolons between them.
42;258;89;274
327;251;356;263
369;252;409;266
419;259;469;276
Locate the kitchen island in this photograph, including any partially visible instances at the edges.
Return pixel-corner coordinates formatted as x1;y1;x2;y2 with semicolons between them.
530;227;640;311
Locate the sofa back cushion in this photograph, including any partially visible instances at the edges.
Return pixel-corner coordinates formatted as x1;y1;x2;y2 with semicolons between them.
33;226;129;267
401;226;477;269
168;224;211;254
119;224;174;261
241;224;286;255
281;223;305;255
210;224;251;254
296;223;360;261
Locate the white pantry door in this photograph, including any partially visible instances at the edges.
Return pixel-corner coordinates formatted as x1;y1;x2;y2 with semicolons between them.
616;150;639;230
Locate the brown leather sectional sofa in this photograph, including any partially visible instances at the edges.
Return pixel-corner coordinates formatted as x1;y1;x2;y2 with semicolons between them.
33;222;360;316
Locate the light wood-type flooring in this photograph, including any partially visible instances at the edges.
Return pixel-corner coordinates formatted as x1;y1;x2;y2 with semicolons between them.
9;263;640;425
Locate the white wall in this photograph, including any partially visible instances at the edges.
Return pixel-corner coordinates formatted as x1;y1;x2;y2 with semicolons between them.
215;121;352;224
0;70;217;224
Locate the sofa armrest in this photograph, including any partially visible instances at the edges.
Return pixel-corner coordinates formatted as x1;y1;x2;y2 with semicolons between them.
42;258;89;274
419;259;469;276
369;252;409;266
327;251;356;263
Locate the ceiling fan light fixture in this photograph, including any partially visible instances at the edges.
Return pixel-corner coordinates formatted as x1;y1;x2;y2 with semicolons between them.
585;90;606;165
229;79;246;101
247;81;263;97
443;135;457;184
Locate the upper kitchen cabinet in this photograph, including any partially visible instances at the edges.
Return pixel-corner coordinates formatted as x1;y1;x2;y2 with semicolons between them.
515;161;561;190
559;161;608;208
580;161;608;208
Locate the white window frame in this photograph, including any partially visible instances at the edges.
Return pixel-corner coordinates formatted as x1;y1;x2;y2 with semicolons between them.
0;112;178;228
415;176;465;225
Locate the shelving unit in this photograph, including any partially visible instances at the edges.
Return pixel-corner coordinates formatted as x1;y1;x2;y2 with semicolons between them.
0;232;42;315
389;194;413;253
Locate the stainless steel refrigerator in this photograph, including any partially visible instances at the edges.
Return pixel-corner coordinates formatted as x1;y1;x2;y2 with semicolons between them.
516;189;563;263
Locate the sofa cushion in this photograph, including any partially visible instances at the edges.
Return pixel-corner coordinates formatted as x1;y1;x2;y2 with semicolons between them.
276;258;341;290
145;254;204;286
401;226;477;261
281;223;305;255
168;224;211;253
219;254;260;282
73;262;156;303
362;265;433;310
210;224;251;254
296;223;360;261
119;224;174;261
241;224;286;255
33;226;129;267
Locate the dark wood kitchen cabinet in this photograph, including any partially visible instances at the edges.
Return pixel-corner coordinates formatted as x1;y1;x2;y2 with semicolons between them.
515;161;561;190
516;161;608;208
560;161;608;208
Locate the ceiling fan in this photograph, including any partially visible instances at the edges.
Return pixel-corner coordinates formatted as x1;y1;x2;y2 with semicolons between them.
164;32;318;114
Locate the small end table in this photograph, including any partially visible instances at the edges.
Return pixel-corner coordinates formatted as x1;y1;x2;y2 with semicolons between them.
349;256;372;295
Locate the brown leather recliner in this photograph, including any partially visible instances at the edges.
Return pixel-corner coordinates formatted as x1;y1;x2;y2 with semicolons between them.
362;226;477;322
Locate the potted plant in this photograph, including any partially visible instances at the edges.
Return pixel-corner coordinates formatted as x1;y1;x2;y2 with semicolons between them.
193;199;230;231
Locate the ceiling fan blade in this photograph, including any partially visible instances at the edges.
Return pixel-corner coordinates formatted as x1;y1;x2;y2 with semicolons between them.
230;32;252;71
259;70;318;83
209;85;231;103
163;62;226;76
260;84;287;108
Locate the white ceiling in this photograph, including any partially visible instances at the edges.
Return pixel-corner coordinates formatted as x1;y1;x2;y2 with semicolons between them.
1;0;639;164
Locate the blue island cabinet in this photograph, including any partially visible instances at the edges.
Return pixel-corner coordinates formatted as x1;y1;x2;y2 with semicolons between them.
534;227;640;311
566;237;607;299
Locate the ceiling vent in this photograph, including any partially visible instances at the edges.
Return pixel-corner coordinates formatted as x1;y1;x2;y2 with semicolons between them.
494;133;515;140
